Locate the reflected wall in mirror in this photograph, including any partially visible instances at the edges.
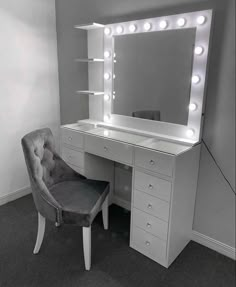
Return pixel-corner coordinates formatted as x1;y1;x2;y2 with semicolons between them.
113;29;196;125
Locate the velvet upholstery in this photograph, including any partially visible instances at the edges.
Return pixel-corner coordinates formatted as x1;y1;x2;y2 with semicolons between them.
132;110;161;121
21;128;109;227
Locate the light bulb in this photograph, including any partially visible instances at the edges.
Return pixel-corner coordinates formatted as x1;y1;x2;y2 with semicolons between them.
114;53;116;58
113;94;116;100
159;20;168;29
104;114;111;122
177;18;186;27
189;103;197;111
113;74;116;79
197;16;206;25
144;22;152;31
104;51;111;58
104;73;111;80
129;24;137;32
192;75;201;84
104;94;110;101
104;27;111;35
104;130;109;136
116;25;124;34
194;46;204;55
186;128;195;137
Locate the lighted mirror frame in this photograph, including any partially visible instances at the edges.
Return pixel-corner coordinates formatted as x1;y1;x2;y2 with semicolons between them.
103;10;212;143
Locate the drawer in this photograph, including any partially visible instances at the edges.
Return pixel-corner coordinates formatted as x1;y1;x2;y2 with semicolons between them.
134;147;174;177
133;189;170;222
131;226;167;262
61;147;84;168
132;208;168;241
61;128;84;149
134;171;171;202
84;134;133;165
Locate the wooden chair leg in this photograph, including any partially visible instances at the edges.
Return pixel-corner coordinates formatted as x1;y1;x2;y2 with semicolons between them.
33;212;46;254
102;196;109;230
82;226;91;271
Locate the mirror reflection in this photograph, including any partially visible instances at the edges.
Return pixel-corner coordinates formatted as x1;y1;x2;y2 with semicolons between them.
113;28;196;125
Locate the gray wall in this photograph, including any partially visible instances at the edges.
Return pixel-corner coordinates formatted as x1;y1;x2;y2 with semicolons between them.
0;0;60;200
56;0;235;248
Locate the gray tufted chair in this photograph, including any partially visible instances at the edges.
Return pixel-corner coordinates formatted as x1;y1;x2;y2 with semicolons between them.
21;128;110;270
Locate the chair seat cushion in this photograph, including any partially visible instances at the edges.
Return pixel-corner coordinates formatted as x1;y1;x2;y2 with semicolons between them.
50;179;109;227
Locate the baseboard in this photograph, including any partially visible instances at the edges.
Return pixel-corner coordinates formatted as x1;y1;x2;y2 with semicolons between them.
0;186;31;206
192;230;236;260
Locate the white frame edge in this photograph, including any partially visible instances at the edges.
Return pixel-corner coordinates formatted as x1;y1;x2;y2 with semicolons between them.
102;10;213;143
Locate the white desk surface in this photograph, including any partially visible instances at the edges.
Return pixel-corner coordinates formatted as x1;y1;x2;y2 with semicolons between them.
62;123;193;156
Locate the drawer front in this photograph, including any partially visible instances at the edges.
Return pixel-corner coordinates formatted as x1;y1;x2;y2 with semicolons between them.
132;208;168;241
134;171;171;202
131;226;167;262
133;189;170;222
134;147;174;177
61;147;84;168
61;128;84;149
85;134;133;165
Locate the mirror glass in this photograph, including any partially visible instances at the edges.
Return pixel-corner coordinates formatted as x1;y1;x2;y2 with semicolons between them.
113;28;196;125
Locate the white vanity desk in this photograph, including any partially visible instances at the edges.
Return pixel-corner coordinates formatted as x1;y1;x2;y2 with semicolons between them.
61;9;212;268
61;122;200;268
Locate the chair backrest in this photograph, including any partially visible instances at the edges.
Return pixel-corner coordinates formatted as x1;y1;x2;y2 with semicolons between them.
21;128;68;222
132;110;161;121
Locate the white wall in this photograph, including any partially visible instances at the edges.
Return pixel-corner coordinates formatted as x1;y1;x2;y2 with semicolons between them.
0;0;60;200
55;0;235;251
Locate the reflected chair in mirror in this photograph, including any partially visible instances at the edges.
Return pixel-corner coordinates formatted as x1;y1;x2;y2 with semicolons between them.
132;110;161;121
21;128;110;271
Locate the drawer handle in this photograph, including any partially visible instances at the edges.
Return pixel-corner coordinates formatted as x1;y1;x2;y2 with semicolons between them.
104;146;109;152
145;241;151;246
146;223;152;228
147;204;152;209
149;160;155;165
68;136;72;141
148;184;153;189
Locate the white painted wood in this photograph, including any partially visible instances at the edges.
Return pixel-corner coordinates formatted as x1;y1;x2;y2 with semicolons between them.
132;208;168;241
75;23;104;30
77;90;104;96
134;170;172;202
61;147;85;168
166;144;201;267
192;231;236;260
131;226;167;266
102;196;109;230
67;163;85;177
33;213;46;254
75;58;104;62
133;189;170;222
0;186;31;206
61;128;84;148
84;134;133;165
82;226;91;271
134;147;174;177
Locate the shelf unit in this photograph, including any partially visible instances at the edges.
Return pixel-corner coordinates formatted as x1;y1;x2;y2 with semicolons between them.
75;58;104;63
76;90;104;96
74;23;105;30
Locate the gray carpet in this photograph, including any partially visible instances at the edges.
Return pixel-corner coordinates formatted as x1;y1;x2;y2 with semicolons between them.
0;195;235;287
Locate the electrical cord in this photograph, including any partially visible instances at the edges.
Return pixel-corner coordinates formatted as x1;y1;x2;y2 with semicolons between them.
202;139;235;195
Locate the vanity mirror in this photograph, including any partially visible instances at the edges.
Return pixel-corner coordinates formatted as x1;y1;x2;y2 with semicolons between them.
103;10;213;143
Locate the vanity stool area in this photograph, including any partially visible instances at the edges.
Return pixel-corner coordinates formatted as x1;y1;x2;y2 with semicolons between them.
61;124;200;268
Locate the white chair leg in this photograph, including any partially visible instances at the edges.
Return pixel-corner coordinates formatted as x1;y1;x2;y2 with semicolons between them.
102;196;109;230
82;226;91;271
33;212;46;254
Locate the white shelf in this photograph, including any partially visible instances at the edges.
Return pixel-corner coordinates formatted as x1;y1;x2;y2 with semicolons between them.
74;23;104;30
75;58;104;63
77;90;104;96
